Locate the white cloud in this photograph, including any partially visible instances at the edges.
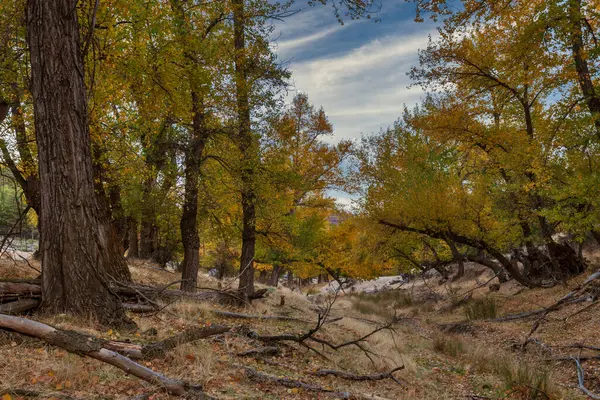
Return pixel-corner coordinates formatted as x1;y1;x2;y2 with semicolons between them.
275;26;341;54
280;31;435;142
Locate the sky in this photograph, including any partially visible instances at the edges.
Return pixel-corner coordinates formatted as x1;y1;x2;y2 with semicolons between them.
270;0;439;207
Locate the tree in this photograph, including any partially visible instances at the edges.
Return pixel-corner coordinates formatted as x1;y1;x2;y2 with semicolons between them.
27;0;130;326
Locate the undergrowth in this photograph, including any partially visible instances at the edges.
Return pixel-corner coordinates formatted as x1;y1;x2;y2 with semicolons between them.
464;297;497;320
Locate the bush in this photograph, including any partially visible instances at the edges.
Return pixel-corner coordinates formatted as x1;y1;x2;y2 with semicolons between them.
464;297;497;320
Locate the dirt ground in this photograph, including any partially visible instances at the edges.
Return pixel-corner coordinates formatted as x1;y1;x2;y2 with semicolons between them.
1;256;599;399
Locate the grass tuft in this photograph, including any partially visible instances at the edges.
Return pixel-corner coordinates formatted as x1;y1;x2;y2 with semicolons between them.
432;334;465;357
464;297;497;320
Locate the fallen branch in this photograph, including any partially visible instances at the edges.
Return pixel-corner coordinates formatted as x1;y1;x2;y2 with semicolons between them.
0;388;83;400
0;281;41;300
0;314;215;398
489;297;587;322
238;364;392;400
573;357;600;399
142;324;230;359
254;356;404;385
313;366;405;384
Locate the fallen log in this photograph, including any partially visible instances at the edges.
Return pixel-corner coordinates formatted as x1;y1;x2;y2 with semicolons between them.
0;299;40;314
0;314;215;398
0;282;41;299
141;324;230;359
96;324;231;360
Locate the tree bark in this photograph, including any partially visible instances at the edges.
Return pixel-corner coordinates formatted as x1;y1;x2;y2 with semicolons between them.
127;216;139;258
27;0;130;326
180;92;206;292
268;264;284;286
139;186;158;260
568;0;600;139
445;237;465;280
233;0;256;300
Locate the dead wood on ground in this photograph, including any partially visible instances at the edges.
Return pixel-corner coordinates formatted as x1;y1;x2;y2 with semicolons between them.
0;314;217;398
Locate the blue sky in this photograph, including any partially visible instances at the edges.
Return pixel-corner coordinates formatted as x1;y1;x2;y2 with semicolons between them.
271;0;439;206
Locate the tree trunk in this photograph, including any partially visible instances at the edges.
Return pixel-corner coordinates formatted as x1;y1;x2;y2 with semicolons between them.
445;237;464;280
108;183;128;250
127;217;139;258
233;0;256;300
91;148;132;282
268;264;283;286
257;270;268;284
27;0;130;327
568;0;600;140
139;196;158;260
180;92;206;293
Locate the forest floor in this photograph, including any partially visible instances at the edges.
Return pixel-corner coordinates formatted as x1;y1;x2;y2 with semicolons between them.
1;255;600;399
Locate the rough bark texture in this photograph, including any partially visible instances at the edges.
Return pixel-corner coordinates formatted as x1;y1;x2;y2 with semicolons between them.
27;0;129;326
233;0;256;300
180;92;207;292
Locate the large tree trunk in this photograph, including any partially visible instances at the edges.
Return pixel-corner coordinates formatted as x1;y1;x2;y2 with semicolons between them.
27;0;130;326
233;0;256;300
180;92;206;293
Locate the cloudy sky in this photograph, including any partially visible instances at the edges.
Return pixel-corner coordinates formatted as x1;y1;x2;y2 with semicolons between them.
271;1;438;206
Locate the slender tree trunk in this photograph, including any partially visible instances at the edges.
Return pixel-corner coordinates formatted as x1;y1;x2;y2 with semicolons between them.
445;237;464;280
268;264;283;286
568;0;600;139
27;0;130;326
180;92;206;293
108;183;128;250
257;270;268;284
233;0;256;300
127;217;139;258
92;147;131;282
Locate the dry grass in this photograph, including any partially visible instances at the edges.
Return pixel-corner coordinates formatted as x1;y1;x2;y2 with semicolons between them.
1;260;598;399
464;296;498;320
